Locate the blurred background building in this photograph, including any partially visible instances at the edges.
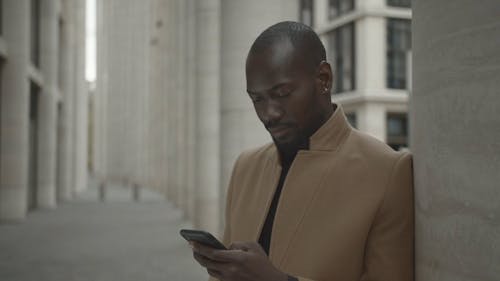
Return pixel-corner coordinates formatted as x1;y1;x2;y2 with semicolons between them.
0;0;411;229
309;0;411;150
1;1;498;280
0;0;88;221
92;0;412;236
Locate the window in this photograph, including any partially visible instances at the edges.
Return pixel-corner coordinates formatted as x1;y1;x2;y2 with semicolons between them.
328;0;355;20
30;0;41;67
327;23;355;94
345;112;357;128
387;0;411;8
0;0;3;35
299;0;314;27
387;18;411;89
386;113;408;150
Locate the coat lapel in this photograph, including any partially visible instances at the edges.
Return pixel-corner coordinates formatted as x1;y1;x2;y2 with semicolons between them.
248;150;282;242
268;105;352;266
269;151;333;266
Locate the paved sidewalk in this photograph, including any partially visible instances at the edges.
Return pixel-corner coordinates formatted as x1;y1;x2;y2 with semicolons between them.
0;184;207;281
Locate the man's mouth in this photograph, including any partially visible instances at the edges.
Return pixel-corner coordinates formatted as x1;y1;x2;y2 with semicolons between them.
268;126;292;138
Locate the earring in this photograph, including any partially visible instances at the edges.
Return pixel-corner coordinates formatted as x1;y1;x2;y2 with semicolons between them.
324;87;329;94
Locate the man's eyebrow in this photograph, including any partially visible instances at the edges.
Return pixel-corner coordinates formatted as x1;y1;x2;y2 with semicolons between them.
247;82;290;95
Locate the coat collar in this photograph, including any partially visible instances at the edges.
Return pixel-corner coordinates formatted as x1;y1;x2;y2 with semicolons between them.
309;103;351;152
269;103;351;164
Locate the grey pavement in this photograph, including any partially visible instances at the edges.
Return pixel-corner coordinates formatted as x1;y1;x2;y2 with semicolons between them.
0;182;208;281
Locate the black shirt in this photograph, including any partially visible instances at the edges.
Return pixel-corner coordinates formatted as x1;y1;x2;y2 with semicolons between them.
258;160;292;255
258;151;301;281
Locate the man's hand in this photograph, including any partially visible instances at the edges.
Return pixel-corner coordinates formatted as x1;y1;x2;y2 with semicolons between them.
190;241;289;281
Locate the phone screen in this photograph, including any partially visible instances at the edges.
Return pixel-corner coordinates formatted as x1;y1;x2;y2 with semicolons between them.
180;229;227;250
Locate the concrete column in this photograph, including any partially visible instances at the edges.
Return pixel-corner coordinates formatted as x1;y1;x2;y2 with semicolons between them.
220;0;298;230
355;17;385;92
57;0;76;201
148;0;167;193
358;103;386;141
184;0;197;221
412;1;500;280
313;0;328;27
194;0;221;234
37;0;59;208
166;0;179;204
93;0;107;184
176;0;188;213
0;0;30;221
72;0;87;193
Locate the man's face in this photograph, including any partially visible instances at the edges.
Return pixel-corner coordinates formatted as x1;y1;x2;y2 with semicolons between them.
246;40;325;152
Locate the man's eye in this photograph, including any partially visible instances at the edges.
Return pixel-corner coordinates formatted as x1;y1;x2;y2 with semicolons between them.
251;96;262;103
277;90;291;97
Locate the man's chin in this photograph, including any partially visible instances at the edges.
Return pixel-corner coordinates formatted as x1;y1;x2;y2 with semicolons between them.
272;137;302;153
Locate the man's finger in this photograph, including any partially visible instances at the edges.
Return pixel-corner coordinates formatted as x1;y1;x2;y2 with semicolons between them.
229;241;251;251
193;252;228;270
207;268;223;279
192;242;219;258
192;241;252;264
229;241;265;254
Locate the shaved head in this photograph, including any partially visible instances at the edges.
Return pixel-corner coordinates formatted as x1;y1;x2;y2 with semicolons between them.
248;21;326;73
245;21;334;156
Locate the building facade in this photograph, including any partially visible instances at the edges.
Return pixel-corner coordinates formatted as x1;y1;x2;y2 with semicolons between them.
302;0;411;150
94;0;299;235
94;0;411;234
0;0;88;222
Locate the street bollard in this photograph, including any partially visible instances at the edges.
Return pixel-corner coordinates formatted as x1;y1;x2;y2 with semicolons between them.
132;184;140;202
99;182;106;202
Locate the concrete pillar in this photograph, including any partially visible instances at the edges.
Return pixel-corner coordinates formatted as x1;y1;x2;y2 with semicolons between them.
220;0;298;230
57;0;76;201
355;16;385;92
37;0;59;208
176;0;188;212
93;0;107;184
0;0;30;221
93;0;109;187
72;0;87;193
166;0;179;204
358;103;386;141
148;0;168;193
194;0;221;234
184;0;197;221
412;1;500;280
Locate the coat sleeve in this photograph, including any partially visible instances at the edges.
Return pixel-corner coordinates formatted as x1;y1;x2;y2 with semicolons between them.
359;152;414;281
207;153;244;281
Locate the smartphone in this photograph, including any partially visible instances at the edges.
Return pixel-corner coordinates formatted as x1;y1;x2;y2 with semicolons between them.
180;229;227;250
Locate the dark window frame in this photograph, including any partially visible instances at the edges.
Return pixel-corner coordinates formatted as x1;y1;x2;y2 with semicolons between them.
386;112;408;150
328;0;355;20
30;0;41;67
387;18;411;89
299;0;314;27
328;23;356;94
387;0;411;8
0;0;3;35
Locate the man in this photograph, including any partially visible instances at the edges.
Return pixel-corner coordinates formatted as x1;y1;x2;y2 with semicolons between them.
190;21;414;281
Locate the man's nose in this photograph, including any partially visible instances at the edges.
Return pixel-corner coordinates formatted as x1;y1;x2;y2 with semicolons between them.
262;101;284;125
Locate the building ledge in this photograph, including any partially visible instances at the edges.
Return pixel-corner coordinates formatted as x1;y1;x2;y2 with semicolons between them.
332;90;409;106
0;37;8;59
315;7;411;34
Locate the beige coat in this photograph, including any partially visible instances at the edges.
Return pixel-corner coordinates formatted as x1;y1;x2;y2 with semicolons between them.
211;105;414;281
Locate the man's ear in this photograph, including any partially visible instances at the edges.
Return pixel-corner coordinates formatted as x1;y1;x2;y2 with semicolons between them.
316;61;333;94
